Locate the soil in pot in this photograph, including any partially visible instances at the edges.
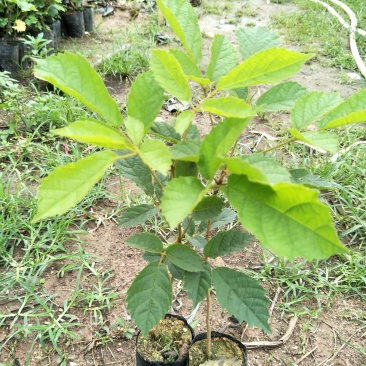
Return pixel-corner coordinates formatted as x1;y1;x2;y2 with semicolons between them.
136;314;194;365
188;332;247;366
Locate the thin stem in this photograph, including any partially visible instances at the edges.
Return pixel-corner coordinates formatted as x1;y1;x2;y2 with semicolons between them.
206;288;212;360
260;138;296;154
177;224;183;243
181;217;193;238
149;167;164;190
205;220;211;242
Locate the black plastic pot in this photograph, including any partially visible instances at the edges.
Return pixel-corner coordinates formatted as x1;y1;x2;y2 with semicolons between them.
61;10;85;37
51;20;62;40
0;41;19;75
83;6;94;33
188;332;247;366
136;314;194;366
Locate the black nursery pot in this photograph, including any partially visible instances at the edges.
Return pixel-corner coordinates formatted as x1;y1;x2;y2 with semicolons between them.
83;6;94;32
188;332;247;366
0;41;19;75
136;314;194;366
61;10;85;38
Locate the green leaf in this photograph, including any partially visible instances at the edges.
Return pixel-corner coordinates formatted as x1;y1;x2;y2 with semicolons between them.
290;169;339;190
119;204;159;227
166;244;203;272
223;154;292;185
139;140;172;175
157;0;202;63
127;263;172;335
213;267;271;332
204;230;253;258
201;97;256;119
34;52;123;127
236;26;281;60
210;208;237;230
198;208;237;234
188;235;207;249
149;121;181;142
183;262;211;307
171;140;200;162
150;50;191;102
170;49;203;78
289;129;339;154
217;48;312;91
116;153;154;197
207;35;237;82
198;117;251;180
223;175;348;260
126;71;165;144
256;82;307;112
53;118;131;149
318;90;366;129
291;92;342;130
32;151;118;222
161;177;207;228
144;252;162;263
126;233;164;253
168;261;186;280
175;110;195;135
175;161;198;177
191;196;225;221
230;87;249;101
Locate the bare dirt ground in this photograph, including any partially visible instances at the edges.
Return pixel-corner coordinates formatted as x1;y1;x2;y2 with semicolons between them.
1;0;366;365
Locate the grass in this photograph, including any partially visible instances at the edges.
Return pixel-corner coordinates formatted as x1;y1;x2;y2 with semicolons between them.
271;0;366;72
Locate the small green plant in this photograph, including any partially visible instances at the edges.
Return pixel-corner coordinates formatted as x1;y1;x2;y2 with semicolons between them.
32;0;366;361
22;32;54;62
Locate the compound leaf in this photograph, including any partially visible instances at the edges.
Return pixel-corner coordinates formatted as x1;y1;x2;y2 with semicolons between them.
161;177;206;228
198;117;251;180
32;150;118;222
191;196;225;221
217;48;312;91
150;50;191;102
236;26;280;60
318;90;366;129
171;140;200;162
201;97;256;119
166;244;203;272
256;82;307;112
126;233;164;253
291;91;342;130
223;175;348;260
204;230;253;258
34;52;123;126
53;118;131;149
207;34;237;82
289;129;339;154
126;71;165;144
115;153;154;197
119;204;159;227
213;267;271;332
183;262;212;307
140;140;172;175
157;0;202;63
127;263;172;335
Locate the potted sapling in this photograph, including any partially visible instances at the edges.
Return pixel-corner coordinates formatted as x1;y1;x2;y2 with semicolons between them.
31;0;365;363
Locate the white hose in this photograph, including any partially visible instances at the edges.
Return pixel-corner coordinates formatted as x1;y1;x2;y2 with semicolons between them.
311;0;366;36
310;0;366;79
